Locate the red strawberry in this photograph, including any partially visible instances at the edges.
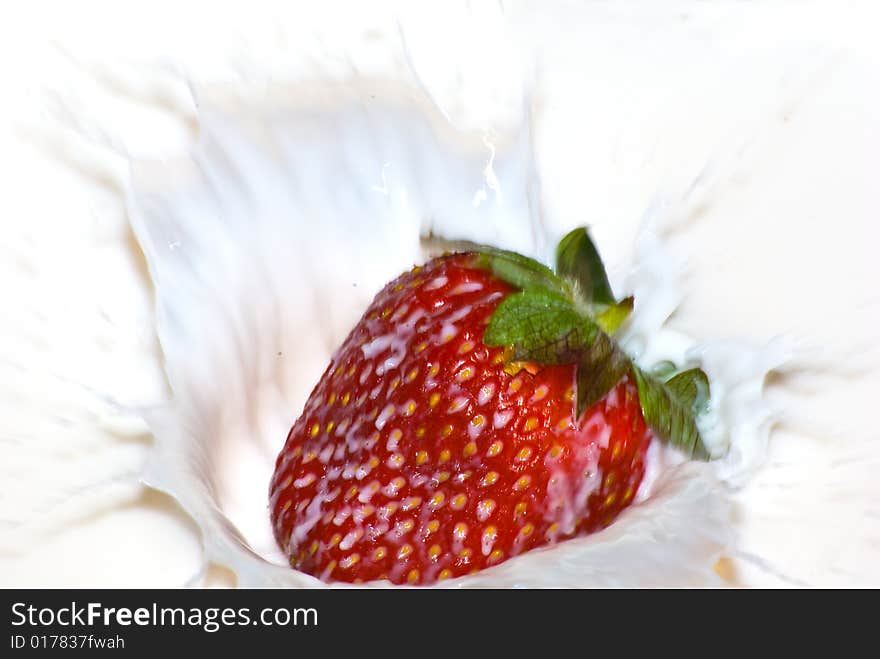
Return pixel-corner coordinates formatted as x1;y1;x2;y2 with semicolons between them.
269;229;710;585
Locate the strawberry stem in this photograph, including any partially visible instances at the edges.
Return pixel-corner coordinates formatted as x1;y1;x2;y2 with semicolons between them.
470;227;713;460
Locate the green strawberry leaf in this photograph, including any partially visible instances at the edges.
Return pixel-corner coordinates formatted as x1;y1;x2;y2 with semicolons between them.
649;360;679;379
555;227;616;307
483;289;599;364
631;367;711;460
595;295;634;334
665;368;711;416
575;332;632;418
477;229;712;462
472;248;570;298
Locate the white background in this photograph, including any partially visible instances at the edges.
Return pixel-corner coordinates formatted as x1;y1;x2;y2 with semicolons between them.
2;0;879;587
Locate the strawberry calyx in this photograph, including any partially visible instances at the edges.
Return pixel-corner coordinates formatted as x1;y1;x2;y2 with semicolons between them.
471;227;712;460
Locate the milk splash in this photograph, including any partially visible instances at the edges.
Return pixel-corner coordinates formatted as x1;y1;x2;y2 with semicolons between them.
126;79;785;587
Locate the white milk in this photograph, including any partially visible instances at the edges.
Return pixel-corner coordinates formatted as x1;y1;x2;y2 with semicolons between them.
2;1;878;587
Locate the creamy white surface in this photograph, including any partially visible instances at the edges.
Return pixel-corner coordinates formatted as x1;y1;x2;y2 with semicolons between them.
2;0;879;587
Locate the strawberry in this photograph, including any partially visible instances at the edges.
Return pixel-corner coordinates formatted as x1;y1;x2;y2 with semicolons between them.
269;228;711;585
